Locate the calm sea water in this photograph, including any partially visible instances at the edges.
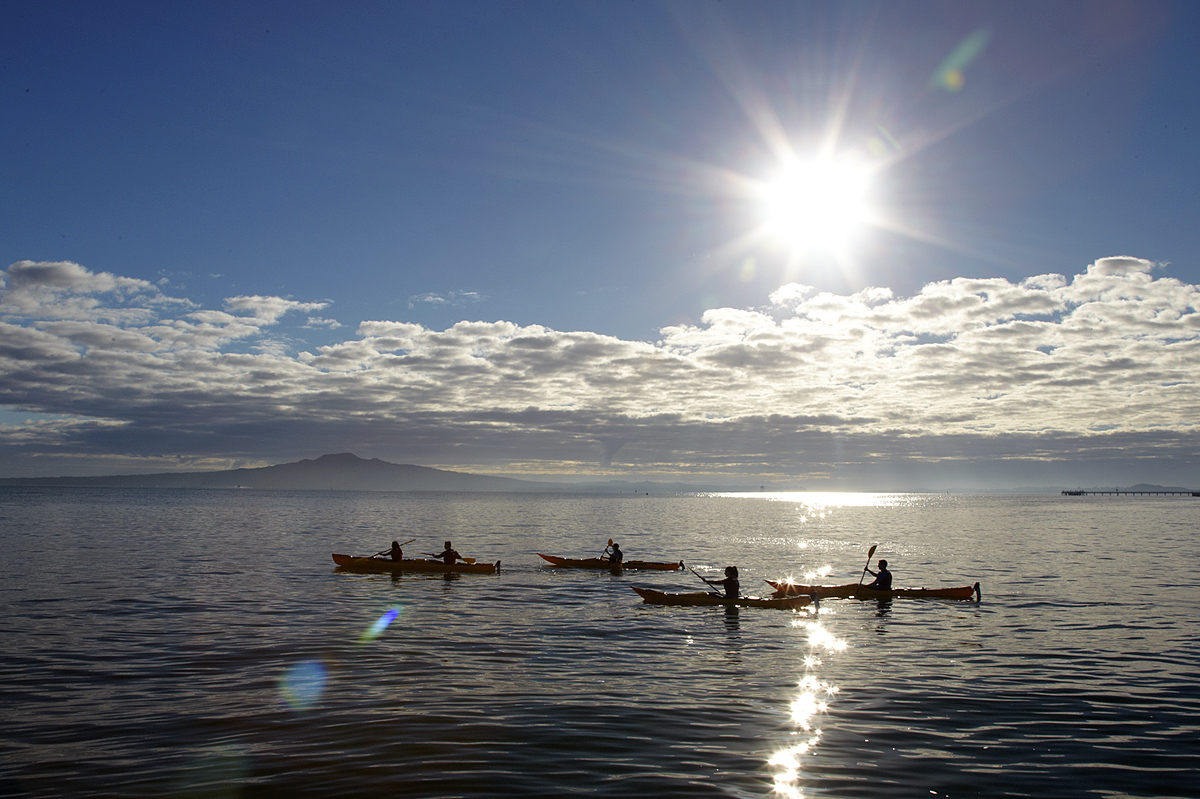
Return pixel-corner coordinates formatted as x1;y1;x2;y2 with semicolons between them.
1;487;1197;798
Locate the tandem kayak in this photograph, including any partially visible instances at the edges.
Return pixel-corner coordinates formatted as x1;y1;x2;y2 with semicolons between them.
332;553;500;575
766;580;980;601
632;586;811;610
538;553;683;571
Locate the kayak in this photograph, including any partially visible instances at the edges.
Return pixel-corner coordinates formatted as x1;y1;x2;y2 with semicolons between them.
538;553;683;570
632;586;811;610
332;553;500;575
766;580;980;601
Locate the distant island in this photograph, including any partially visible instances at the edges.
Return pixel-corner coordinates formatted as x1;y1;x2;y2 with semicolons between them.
0;453;763;494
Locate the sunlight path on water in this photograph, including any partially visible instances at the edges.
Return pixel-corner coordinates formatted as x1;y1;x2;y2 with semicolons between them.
770;605;847;798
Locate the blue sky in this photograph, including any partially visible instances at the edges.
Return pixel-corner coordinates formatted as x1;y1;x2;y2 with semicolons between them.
3;0;1199;489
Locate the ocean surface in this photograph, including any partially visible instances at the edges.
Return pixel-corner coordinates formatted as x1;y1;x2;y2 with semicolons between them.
1;487;1197;798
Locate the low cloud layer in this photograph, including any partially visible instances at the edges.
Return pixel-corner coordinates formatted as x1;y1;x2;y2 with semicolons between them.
2;257;1198;488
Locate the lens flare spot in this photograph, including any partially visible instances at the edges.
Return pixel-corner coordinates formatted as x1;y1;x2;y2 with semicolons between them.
739;257;757;282
359;605;402;643
279;659;327;711
931;28;990;91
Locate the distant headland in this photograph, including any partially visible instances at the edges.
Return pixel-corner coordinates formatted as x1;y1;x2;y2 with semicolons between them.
0;453;758;494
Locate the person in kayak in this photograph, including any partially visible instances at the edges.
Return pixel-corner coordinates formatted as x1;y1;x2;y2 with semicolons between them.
865;559;892;590
434;541;462;565
703;566;740;598
604;542;624;566
389;541;404;561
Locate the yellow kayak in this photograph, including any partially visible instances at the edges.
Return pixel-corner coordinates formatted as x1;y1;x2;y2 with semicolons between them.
538;553;683;570
766;580;980;600
632;586;810;609
332;553;499;574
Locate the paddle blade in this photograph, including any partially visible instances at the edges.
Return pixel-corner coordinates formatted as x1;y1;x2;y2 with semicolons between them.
867;545;877;560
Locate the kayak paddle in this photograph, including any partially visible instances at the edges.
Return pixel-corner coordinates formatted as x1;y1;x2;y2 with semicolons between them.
688;565;714;590
855;544;878;595
369;538;416;559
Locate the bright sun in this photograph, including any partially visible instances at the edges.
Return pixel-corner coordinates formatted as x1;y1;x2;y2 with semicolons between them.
760;154;874;255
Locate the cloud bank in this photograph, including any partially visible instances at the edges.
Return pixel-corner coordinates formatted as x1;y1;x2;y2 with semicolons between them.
2;258;1198;488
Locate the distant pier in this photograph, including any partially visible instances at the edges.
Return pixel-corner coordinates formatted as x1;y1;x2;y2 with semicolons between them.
1062;489;1200;496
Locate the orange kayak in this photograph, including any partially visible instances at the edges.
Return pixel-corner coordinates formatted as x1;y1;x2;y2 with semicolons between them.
538;553;683;570
332;553;499;574
632;586;810;609
766;580;980;601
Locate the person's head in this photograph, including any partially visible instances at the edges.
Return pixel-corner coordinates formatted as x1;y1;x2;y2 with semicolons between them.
878;559;888;569
725;566;738;578
392;541;400;548
445;541;452;549
612;542;621;550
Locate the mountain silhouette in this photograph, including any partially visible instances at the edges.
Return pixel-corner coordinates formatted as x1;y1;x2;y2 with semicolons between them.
0;453;542;492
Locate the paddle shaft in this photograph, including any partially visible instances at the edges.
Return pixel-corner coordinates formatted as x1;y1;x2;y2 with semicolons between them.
374;538;417;557
856;545;878;591
688;565;714;589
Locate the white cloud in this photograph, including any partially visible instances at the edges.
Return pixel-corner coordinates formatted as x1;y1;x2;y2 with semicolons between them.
224;295;329;323
0;259;190;325
1088;256;1158;276
408;290;487;308
2;258;1199;486
3;260;151;294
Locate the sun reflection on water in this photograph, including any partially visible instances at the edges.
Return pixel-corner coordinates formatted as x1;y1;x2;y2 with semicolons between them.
715;491;912;508
770;613;846;798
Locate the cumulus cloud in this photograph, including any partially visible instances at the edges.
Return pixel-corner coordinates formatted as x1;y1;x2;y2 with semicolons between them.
2;257;1199;486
